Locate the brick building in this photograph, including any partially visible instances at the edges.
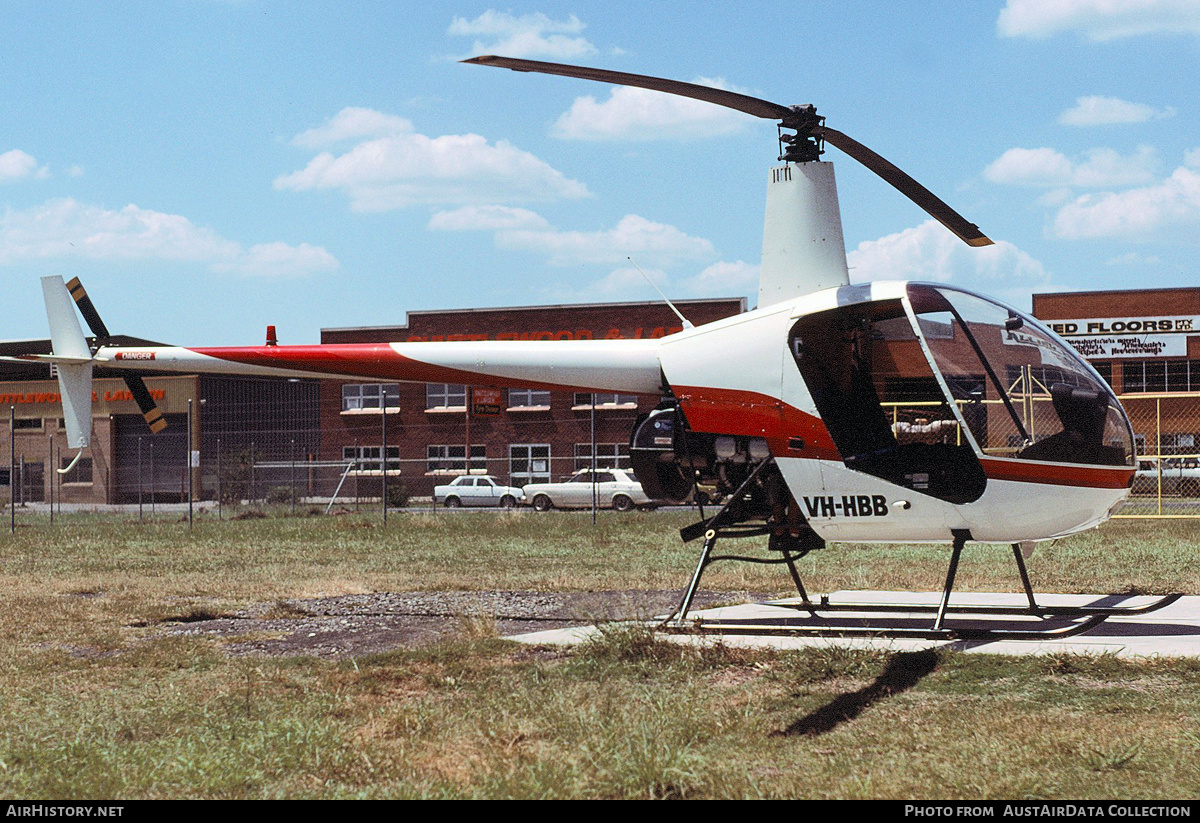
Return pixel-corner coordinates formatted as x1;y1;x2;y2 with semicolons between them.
317;297;747;498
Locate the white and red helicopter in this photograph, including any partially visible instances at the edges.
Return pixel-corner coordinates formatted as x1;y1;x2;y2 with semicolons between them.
24;57;1179;640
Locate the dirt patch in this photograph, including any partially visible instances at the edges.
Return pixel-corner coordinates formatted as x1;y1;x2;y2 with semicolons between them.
162;590;766;658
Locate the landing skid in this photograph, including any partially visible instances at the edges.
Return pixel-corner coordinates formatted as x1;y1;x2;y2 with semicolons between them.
661;470;1182;642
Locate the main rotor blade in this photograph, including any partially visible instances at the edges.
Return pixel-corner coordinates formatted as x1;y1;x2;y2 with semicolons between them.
463;55;794;121
465;55;993;248
815;126;993;247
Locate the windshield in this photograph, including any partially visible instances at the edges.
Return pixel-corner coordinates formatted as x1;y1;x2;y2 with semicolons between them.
906;284;1133;467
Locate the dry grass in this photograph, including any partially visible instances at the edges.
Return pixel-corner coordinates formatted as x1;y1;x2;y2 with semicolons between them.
0;510;1197;798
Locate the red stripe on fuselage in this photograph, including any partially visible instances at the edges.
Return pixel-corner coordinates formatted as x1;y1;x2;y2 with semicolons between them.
978;457;1133;489
188;344;623;393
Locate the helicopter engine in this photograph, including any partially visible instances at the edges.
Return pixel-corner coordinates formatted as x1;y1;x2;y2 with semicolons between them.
629;400;775;509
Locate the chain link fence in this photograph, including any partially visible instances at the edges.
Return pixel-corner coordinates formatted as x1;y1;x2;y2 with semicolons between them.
6;406;648;519
8;390;1200;521
1113;392;1200;518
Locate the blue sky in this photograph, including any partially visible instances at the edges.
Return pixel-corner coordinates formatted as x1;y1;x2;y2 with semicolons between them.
2;1;1198;344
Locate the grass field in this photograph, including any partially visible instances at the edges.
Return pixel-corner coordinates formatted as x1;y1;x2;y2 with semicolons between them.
0;509;1197;799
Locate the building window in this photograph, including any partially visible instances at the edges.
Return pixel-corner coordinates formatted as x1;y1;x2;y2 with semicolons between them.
574;442;630;470
508;388;551;409
509;444;551;486
342;383;400;411
1122;360;1200;393
426;444;486;474
342;446;400;472
59;456;93;484
426;383;467;410
1160;433;1197;456
12;418;43;431
572;392;639;408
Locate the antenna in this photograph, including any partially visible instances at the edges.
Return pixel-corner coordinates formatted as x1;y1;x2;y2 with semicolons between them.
628;257;693;330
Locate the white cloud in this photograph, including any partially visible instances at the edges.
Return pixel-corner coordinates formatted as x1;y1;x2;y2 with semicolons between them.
998;0;1200;40
448;10;597;59
848;220;1049;304
984;146;1157;188
553;81;751;141
1105;251;1161;265
677;260;759;296
0;198;337;277
1052;164;1200;239
276;111;590;211
215;242;338;278
1059;95;1176;126
428;204;550;232
551;258;759;304
495;214;714;267
574;265;670;300
429;205;753;298
291;107;414;149
0;150;48;183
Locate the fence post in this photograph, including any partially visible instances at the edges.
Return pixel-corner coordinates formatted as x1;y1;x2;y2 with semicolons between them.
381;389;388;525
187;399;193;530
591;394;597;526
291;437;297;515
9;406;14;534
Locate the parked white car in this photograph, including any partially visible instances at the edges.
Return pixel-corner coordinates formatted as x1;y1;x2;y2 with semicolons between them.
1133;458;1200;497
434;475;524;508
523;468;652;512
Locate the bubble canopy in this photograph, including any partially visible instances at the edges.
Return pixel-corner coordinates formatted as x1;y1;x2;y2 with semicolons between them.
789;283;1134;504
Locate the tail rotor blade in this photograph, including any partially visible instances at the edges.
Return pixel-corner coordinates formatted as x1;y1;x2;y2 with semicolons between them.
124;375;168;433
60;278;167;433
64;277;113;340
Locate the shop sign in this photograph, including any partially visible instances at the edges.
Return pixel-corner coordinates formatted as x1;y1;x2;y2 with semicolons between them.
1044;315;1199;360
472;388;502;416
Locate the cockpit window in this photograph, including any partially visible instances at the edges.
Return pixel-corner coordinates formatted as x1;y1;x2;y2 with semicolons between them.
906;284;1133;467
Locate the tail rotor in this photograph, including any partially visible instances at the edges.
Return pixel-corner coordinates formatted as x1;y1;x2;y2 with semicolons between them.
63;277;167;434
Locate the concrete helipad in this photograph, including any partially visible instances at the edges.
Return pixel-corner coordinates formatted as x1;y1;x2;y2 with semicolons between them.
508;591;1200;658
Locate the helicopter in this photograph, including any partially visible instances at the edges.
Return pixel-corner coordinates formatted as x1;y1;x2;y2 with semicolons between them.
22;56;1181;641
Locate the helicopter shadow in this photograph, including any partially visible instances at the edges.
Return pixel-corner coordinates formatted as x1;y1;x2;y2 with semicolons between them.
773;648;940;737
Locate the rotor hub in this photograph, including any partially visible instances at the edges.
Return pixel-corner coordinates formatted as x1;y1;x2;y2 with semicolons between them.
778;105;824;163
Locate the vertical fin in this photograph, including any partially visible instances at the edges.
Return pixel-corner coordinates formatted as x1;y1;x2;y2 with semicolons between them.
41;276;94;449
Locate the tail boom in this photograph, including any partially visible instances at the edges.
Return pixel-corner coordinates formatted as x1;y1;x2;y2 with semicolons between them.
95;339;666;396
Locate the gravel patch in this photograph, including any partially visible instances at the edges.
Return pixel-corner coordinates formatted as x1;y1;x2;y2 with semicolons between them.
163;589;766;658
